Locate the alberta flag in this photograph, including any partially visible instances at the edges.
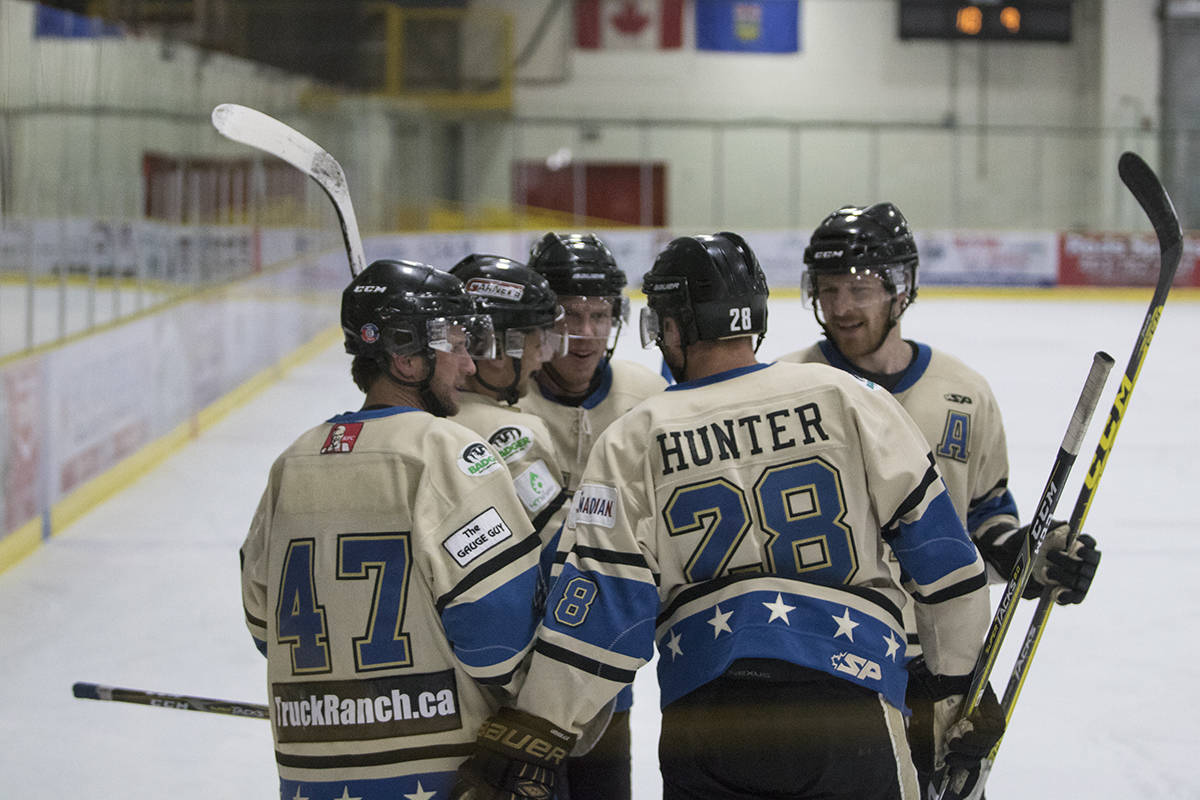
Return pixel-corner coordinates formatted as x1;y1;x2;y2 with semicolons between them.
696;0;800;53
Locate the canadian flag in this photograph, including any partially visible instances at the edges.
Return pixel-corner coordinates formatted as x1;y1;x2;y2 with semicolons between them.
576;0;685;49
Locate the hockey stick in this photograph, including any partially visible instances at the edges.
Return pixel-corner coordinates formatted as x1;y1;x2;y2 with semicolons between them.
965;153;1184;785
934;349;1114;800
211;103;366;277
72;681;268;720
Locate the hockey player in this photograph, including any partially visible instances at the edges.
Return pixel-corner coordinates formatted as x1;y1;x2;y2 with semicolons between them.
451;233;1003;800
778;203;1101;792
521;231;668;492
449;254;572;579
240;259;546;800
519;232;667;800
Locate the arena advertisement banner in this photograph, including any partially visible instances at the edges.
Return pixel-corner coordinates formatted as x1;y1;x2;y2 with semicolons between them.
1;358;45;538
1057;232;1200;287
916;231;1059;286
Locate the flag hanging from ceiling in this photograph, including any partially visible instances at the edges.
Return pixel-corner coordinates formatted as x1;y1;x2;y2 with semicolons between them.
695;0;800;53
576;0;685;50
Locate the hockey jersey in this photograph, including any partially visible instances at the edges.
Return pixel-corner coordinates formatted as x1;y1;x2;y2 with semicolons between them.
240;406;541;800
781;341;1020;652
520;359;667;492
516;361;990;735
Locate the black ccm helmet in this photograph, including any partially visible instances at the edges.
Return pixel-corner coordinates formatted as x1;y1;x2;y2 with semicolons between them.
342;258;495;366
802;202;919;323
641;231;769;353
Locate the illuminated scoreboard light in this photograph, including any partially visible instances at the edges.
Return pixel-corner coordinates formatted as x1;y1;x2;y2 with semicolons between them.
898;1;1073;42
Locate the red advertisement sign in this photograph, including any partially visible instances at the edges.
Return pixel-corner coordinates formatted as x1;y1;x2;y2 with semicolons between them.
1058;232;1200;287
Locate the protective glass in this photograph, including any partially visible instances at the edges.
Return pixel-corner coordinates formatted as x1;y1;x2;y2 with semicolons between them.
639;305;662;349
560;295;629;351
426;315;496;359
801;265;909;312
499;308;569;361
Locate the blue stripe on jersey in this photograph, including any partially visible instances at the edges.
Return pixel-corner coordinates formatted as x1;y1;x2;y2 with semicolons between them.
280;771;455;800
654;589;909;711
816;339;933;394
440;565;541;668
615;683;634;712
325;406;420;424
966;488;1019;536
542;564;658;662
888;490;981;587
665;362;771;391
252;635;267;657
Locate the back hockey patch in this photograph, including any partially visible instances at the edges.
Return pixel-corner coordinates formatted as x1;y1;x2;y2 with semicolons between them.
320;422;363;453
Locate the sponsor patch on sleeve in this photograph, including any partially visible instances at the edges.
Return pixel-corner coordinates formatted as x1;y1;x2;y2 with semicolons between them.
320;422;363;454
443;507;513;567
457;441;502;477
514;459;561;513
487;424;534;464
567;483;618;529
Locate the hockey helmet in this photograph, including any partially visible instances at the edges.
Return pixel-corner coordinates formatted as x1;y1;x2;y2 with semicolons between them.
450;254;568;360
342;259;495;360
529;232;630;357
640;232;769;351
801;202;919;315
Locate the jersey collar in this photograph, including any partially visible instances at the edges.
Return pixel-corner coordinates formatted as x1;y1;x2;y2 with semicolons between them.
326;406;421;424
817;339;932;393
666;361;771;391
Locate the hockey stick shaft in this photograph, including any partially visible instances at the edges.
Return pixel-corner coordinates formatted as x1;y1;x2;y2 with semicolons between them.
935;349;1113;800
996;152;1183;726
72;681;268;720
211;103;366;277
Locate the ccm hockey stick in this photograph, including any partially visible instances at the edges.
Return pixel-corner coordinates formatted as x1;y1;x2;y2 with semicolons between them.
934;349;1113;800
72;681;268;720
965;153;1184;787
211;103;366;277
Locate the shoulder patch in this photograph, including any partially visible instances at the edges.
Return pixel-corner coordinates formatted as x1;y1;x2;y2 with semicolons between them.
568;483;618;529
488;424;535;463
443;507;513;567
850;373;880;390
514;458;561;513
320;422;363;454
457;441;502;477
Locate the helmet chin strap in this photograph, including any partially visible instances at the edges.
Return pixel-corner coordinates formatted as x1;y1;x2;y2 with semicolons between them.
475;357;522;406
384;351;453;417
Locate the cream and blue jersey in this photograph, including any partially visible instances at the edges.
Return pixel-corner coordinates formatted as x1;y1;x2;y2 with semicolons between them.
514;361;990;735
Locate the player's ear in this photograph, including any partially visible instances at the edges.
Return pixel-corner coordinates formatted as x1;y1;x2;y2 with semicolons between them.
389;351;426;382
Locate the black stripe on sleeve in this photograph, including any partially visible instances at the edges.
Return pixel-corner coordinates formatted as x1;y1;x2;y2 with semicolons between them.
244;608;266;629
911;572;988;605
533;640;638;685
572;545;651;571
435;532;541;615
882;454;942;535
530;490;569;538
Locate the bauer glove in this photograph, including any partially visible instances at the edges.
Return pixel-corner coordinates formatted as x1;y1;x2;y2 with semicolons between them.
1023;521;1101;605
451;707;577;800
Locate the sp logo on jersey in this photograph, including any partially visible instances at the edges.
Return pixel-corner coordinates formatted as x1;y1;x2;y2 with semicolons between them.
458;441;502;477
320;422;363;454
831;652;882;682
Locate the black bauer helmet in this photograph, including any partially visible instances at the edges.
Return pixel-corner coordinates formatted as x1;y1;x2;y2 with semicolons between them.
342;259;495;361
527;232;627;298
801;201;919;320
450;254;568;360
641;231;769;352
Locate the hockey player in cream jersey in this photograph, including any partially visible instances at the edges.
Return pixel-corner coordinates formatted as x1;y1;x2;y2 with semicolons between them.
520;232;667;492
449;254;572;575
451;233;1002;800
779;202;1101;794
241;260;545;800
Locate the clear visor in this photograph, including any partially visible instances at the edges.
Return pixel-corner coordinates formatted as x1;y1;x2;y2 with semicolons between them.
638;305;661;349
498;308;569;362
426;314;496;359
801;266;910;313
559;295;629;351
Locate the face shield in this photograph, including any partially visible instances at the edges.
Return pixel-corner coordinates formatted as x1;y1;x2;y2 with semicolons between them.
559;295;629;352
425;314;496;359
497;307;569;362
639;304;663;349
801;264;912;319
